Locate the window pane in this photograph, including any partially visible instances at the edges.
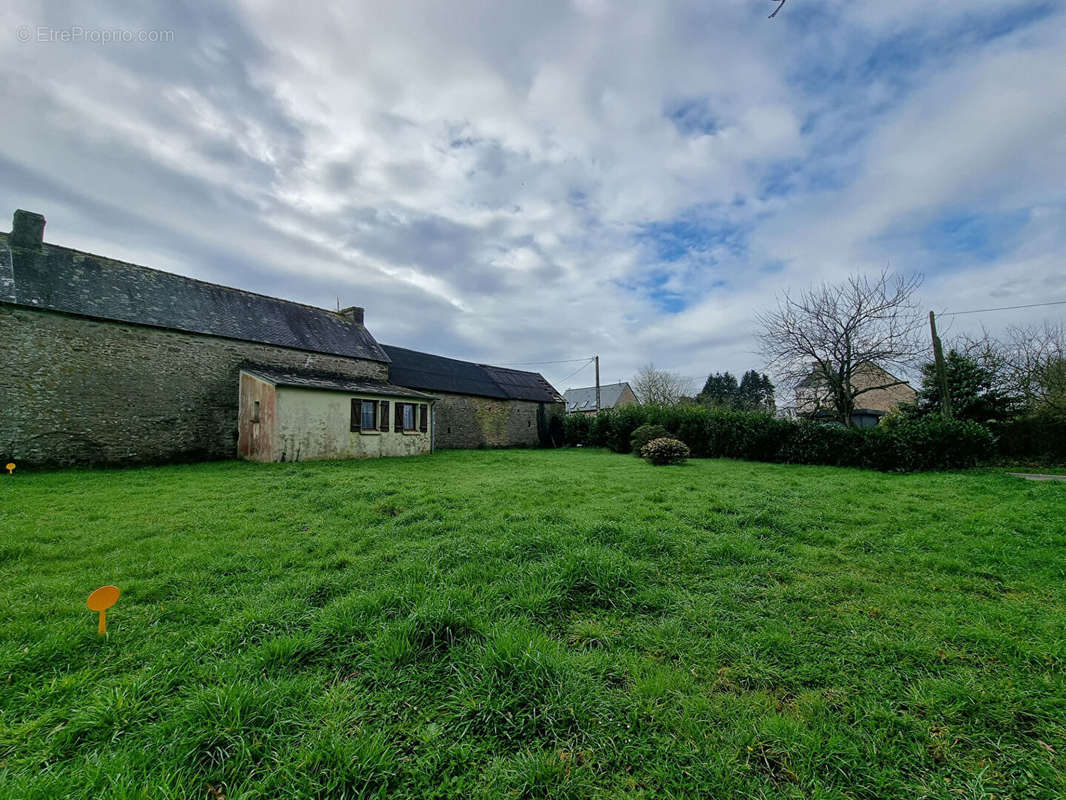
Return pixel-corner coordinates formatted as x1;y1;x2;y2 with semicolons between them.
403;403;414;430
361;400;375;429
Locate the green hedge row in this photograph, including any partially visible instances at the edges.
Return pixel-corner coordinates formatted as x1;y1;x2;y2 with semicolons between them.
562;405;994;472
991;415;1066;463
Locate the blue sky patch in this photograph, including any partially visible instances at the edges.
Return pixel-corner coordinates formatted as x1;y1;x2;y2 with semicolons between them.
626;271;689;314
638;214;748;263
665;97;719;136
921;209;1031;262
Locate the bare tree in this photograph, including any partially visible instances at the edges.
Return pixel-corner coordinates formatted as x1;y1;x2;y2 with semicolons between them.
632;363;695;407
949;328;1018;397
946;323;1066;416
1004;322;1066;413
756;271;924;425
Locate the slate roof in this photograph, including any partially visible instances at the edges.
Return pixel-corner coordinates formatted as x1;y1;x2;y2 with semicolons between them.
241;368;434;400
1;230;389;363
563;382;634;412
381;345;563;403
482;365;565;403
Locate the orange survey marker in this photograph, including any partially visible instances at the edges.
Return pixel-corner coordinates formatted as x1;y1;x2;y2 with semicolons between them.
87;585;120;635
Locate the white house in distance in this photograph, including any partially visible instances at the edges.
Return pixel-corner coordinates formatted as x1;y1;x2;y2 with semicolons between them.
563;382;639;414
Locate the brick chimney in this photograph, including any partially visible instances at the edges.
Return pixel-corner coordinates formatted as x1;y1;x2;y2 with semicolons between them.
338;306;364;325
10;210;46;249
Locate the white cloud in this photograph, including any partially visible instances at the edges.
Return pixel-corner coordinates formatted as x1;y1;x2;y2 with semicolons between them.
1;0;1063;397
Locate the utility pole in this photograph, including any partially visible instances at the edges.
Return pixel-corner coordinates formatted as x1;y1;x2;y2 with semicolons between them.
594;355;601;413
928;311;952;417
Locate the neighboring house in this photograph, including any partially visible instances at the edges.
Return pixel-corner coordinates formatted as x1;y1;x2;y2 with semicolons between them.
382;345;565;449
563;382;639;414
0;209;561;465
794;362;917;427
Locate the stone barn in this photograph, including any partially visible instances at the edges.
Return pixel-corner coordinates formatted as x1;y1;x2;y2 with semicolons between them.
0;209;563;466
382;345;565;449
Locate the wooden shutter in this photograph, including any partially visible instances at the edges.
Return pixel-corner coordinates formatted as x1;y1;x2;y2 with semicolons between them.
395;401;403;431
419;404;428;432
350;399;359;432
379;400;389;431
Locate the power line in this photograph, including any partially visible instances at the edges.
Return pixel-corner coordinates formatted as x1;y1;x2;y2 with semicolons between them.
495;356;595;366
557;358;595;385
941;299;1066;317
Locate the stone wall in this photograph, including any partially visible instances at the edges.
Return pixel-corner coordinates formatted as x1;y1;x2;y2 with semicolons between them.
432;391;563;449
0;304;387;466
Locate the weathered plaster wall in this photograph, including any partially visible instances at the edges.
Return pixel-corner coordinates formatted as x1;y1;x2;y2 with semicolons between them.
432;392;564;449
0;305;387;466
272;387;430;461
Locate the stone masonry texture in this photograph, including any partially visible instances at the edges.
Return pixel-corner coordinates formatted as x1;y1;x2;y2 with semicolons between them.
432;391;563;449
0;305;386;466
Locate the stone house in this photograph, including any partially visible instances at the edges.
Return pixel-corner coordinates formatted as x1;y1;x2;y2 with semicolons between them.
794;362;917;427
0;210;561;465
563;382;639;414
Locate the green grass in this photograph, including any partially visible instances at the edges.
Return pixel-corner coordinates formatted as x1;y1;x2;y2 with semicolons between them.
1;450;1064;799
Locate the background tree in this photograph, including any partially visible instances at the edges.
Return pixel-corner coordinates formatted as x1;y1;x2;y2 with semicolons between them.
698;372;739;408
915;350;1015;424
632;363;695;407
756;271;924;426
738;370;776;413
1037;357;1066;417
698;370;775;411
1003;322;1066;416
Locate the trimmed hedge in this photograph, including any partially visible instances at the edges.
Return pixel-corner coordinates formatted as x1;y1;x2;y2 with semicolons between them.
563;405;994;472
992;415;1066;463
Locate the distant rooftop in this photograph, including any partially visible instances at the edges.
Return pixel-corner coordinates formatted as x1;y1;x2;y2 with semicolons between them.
563;382;634;412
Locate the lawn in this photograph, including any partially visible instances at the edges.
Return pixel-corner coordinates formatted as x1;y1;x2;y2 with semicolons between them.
1;450;1064;799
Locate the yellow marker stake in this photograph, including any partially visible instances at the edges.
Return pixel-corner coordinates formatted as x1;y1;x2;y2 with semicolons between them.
4;463;13;475
87;585;120;635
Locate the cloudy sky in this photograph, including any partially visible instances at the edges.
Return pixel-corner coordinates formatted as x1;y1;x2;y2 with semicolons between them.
2;1;1064;395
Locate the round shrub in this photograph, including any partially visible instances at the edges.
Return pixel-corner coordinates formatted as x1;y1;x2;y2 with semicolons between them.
630;424;671;457
642;437;690;465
